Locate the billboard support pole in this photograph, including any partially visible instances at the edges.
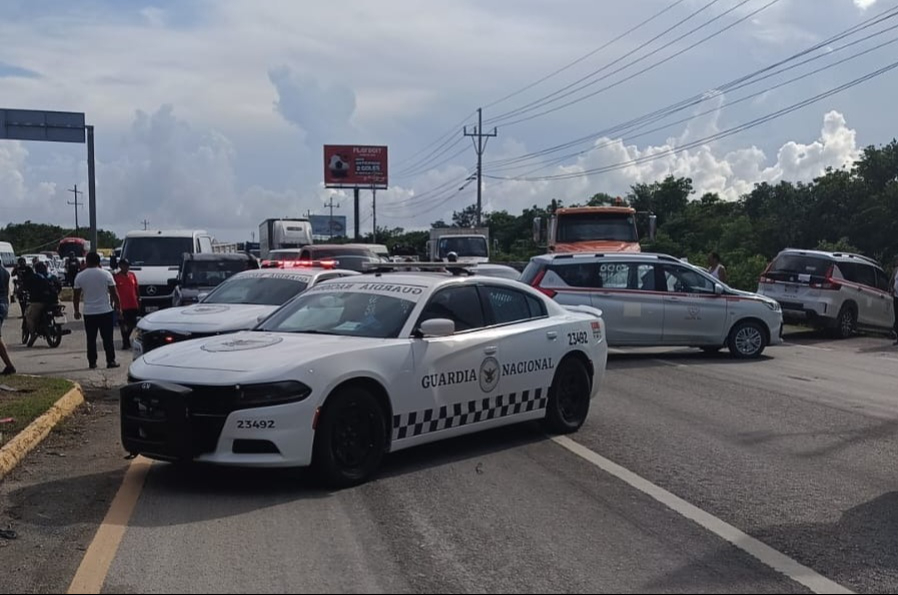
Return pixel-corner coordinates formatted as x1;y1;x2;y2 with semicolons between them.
86;125;98;250
354;187;360;241
372;187;376;244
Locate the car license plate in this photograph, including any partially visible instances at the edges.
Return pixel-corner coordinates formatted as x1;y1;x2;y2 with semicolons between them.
145;306;159;313
784;284;798;294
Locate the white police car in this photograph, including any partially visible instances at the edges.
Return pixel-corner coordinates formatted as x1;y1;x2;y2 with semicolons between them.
132;265;359;357
123;265;608;487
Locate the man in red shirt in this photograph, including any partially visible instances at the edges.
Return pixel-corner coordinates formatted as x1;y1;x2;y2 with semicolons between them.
113;258;140;350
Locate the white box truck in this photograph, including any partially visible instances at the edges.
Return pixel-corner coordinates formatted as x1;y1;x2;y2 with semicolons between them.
427;227;490;263
259;218;314;260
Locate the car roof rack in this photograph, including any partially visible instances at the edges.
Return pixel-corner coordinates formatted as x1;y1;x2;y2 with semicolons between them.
362;262;477;276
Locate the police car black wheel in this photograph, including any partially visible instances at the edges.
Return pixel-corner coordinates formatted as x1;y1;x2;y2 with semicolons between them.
313;387;386;488
543;357;591;434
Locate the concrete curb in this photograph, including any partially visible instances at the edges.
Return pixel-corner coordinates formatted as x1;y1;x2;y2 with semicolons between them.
0;382;85;482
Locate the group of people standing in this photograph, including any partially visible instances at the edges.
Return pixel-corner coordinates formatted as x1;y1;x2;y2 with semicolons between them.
0;251;141;375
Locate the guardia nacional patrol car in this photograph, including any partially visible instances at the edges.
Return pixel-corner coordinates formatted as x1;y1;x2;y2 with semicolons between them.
123;264;608;487
132;264;359;357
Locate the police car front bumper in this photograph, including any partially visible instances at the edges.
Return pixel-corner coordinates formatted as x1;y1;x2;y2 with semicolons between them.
120;380;317;468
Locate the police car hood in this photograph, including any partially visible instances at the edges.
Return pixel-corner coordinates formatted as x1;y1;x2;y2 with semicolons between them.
138;303;278;334
134;331;382;376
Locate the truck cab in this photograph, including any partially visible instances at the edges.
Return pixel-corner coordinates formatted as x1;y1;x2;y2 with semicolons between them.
118;229;215;315
534;205;656;253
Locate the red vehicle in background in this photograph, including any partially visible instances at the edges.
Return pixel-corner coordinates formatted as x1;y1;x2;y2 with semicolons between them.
57;237;91;258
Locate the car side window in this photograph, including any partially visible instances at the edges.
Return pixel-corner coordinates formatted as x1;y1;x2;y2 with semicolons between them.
484;285;537;325
636;264;657;291
596;262;629;289
853;263;877;289
544;262;600;288
525;294;547;318
875;268;890;292
417;286;485;332
662;264;716;294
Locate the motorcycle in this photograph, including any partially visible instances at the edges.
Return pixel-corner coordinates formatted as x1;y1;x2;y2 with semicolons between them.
24;303;71;348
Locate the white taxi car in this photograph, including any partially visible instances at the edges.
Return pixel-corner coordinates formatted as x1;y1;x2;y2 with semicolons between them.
522;252;784;358
123;265;608;487
132;265;359;357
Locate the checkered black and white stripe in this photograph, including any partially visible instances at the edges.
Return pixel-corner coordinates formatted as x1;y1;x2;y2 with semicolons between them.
392;388;549;441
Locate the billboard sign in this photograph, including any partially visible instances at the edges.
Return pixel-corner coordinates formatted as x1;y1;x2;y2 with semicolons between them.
324;145;388;189
0;108;86;143
309;215;347;237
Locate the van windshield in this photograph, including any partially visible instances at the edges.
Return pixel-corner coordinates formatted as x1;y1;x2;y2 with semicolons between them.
123;237;194;267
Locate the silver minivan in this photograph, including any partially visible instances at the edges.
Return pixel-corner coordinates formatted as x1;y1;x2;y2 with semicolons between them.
521;252;783;358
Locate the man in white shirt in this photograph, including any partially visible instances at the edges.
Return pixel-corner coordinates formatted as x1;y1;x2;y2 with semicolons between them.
73;251;122;369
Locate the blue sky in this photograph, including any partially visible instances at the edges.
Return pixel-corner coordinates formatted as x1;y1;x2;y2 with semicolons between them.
1;0;895;243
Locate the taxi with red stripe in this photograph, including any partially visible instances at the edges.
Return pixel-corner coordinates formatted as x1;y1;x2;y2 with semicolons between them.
522;252;783;358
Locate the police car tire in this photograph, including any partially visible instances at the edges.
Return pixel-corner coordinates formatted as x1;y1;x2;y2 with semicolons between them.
543;356;591;434
312;387;387;488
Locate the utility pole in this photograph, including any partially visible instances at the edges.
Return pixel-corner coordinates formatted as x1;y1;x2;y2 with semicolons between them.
141;219;150;230
303;208;312;219
66;184;83;232
463;107;498;227
372;187;376;244
324;195;340;240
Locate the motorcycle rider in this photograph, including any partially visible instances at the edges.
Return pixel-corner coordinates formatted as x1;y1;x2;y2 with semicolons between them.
25;261;59;347
11;257;33;315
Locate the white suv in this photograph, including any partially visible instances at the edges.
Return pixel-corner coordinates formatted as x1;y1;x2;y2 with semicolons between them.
757;249;895;338
521;252;783;358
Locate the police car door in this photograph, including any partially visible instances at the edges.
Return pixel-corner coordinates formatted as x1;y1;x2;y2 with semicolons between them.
409;285;503;443
479;284;561;416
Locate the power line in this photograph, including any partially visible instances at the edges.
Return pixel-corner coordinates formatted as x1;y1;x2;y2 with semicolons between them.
463;108;498;226
482;0;731;127
490;0;780;129
483;5;898;170
490;27;898;177
390;110;477;174
481;0;690;111
486;56;898;183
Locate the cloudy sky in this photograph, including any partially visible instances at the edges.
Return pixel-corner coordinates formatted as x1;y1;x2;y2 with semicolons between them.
1;0;896;244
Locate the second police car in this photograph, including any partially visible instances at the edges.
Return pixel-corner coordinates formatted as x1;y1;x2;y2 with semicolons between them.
123;264;608;487
132;264;359;356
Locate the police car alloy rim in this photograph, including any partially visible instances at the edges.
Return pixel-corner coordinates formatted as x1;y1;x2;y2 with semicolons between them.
734;325;763;356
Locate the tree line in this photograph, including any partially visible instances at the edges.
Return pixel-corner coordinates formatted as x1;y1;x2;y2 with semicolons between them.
363;139;898;291
0;222;121;254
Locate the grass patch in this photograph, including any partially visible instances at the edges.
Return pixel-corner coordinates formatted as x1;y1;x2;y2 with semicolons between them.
0;376;74;447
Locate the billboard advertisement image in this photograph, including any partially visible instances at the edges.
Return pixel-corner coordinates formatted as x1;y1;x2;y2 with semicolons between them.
309;215;347;237
323;145;388;189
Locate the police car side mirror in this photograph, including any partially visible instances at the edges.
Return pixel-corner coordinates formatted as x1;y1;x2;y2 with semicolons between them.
417;318;455;338
197;292;209;301
714;283;724;295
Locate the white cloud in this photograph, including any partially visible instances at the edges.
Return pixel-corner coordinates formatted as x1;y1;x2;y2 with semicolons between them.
854;0;878;10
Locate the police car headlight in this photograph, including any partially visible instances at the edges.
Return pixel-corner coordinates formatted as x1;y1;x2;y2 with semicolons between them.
235;381;312;407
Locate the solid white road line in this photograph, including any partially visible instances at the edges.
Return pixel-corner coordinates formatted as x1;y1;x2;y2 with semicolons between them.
552;436;854;595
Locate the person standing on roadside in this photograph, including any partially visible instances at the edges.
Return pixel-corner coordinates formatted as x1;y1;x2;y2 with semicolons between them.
113;258;140;350
0;265;16;375
73;252;121;369
708;252;728;284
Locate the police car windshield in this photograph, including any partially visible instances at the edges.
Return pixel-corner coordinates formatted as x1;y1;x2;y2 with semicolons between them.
202;275;309;306
257;290;417;339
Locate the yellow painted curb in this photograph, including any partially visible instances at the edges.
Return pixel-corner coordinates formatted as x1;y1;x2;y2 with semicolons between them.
0;382;85;481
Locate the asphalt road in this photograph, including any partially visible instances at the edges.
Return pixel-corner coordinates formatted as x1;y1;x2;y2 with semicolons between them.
3;325;897;593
